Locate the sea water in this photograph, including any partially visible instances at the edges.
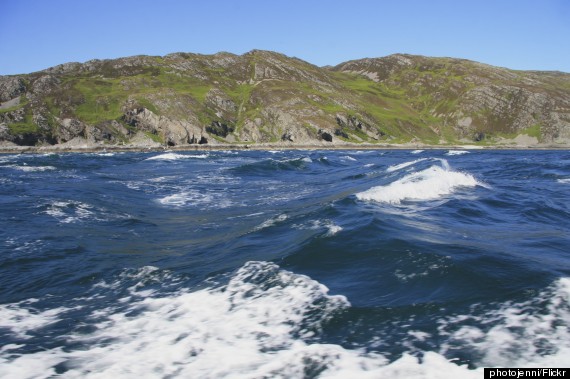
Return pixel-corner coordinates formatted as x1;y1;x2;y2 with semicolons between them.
1;149;569;378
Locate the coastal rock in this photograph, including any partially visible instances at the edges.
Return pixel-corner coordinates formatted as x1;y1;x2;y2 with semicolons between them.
123;107;208;146
58;118;86;143
318;129;333;142
0;77;26;102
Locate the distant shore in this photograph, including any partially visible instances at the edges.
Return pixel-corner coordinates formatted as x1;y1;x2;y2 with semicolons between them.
1;141;569;154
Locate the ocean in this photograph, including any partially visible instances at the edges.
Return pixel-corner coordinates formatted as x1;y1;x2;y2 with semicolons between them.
0;149;569;378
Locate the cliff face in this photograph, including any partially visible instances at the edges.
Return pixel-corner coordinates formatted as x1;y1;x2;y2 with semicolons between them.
1;50;569;148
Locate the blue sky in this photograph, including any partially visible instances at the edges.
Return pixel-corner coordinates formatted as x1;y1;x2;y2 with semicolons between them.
1;0;569;75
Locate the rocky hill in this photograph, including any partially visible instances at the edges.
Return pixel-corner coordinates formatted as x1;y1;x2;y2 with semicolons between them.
1;50;569;149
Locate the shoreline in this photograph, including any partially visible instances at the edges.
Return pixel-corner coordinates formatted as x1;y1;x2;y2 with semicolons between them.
1;141;569;154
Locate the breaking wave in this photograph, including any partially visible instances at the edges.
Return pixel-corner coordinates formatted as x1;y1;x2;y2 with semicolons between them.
357;160;483;204
146;152;209;161
1;263;568;378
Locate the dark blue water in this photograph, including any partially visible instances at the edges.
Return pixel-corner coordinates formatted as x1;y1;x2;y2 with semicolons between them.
1;149;569;378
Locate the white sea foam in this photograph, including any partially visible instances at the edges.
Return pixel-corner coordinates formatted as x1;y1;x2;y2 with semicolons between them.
146;152;209;161
439;277;570;368
386;158;428;173
9;165;56;172
357;164;481;204
445;150;469;156
157;190;231;209
44;200;128;223
293;219;343;237
411;150;424;154
0;264;568;378
0;300;68;339
557;178;570;184
340;155;357;161
254;214;289;231
45;201;96;223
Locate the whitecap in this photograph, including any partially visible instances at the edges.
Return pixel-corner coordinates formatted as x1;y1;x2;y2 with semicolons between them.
44;200;128;223
438;277;570;368
45;201;95;223
411;150;424;154
146;152;209;161
340;155;357;161
357;165;482;204
157;190;231;209
254;214;288;231
293;219;343;237
9;165;56;172
557;178;570;184
445;150;469;156
1;265;568;378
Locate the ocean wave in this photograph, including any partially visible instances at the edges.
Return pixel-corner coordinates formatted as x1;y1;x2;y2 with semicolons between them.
357;163;482;204
411;150;424;154
438;277;570;368
43;200;129;224
145;152;209;161
231;157;312;175
45;200;96;223
1;263;568;378
254;214;289;231
386;158;428;173
557;178;570;184
8;164;57;172
0;262;351;378
293;219;343;237
157;190;231;209
446;150;469;156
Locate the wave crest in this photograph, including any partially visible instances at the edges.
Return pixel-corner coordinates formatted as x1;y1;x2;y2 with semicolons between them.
357;164;482;204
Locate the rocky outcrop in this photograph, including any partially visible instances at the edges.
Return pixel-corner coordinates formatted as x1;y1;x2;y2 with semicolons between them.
123;107;209;146
335;114;385;140
0;77;26;102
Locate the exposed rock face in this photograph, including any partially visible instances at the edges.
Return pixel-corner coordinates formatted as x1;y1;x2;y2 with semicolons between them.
123;107;208;146
0;77;26;102
58;118;86;143
0;50;569;147
206;121;234;138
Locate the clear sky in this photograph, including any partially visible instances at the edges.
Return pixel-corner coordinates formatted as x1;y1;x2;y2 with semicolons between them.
1;0;569;75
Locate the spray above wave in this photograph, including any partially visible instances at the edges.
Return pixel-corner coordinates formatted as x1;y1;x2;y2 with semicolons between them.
357;160;483;204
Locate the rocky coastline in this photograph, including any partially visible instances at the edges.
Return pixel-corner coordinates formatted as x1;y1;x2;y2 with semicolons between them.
2;50;569;151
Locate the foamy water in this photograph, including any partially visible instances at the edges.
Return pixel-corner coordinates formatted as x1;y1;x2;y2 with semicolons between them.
357;161;482;204
146;152;209;161
1;262;568;378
